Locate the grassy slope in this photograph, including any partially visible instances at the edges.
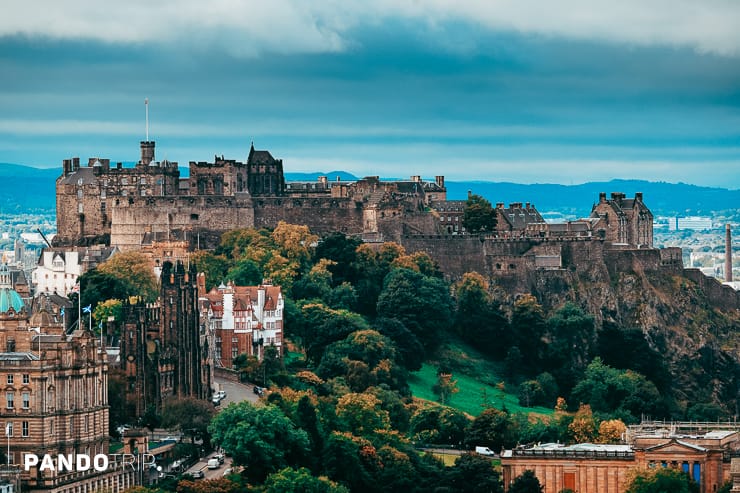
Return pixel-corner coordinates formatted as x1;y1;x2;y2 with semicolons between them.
408;363;553;417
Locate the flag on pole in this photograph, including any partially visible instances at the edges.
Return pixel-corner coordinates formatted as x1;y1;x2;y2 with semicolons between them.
83;305;92;314
60;307;65;317
5;423;11;437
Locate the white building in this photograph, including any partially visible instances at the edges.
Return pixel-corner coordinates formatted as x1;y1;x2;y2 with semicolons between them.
31;246;118;296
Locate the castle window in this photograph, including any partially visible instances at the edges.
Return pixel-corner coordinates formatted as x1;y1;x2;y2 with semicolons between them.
121;178;128;185
6;374;13;385
140;178;147;185
77;189;83;199
190;214;199;221
22;421;28;437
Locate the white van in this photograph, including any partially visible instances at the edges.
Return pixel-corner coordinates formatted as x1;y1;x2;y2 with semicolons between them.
207;458;220;469
475;446;496;456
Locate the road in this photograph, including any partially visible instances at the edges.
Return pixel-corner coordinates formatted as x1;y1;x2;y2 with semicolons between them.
213;376;260;407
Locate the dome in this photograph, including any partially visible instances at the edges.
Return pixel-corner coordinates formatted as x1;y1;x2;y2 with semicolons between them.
0;287;25;314
0;263;25;315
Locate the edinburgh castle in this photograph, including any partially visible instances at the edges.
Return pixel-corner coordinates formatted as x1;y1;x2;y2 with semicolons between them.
54;139;738;317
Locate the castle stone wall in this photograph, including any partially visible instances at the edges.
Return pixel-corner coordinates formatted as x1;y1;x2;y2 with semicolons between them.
684;268;740;311
111;195;254;251
253;197;364;235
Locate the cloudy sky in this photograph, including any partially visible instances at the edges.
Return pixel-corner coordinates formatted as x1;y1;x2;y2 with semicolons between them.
1;1;739;187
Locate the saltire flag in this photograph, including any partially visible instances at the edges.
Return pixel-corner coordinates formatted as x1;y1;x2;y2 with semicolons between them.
83;305;92;314
60;307;65;317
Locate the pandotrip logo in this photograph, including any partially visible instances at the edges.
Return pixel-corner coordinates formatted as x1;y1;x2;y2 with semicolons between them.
24;453;156;472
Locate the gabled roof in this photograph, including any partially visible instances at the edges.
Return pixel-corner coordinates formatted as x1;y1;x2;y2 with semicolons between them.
643;438;708;453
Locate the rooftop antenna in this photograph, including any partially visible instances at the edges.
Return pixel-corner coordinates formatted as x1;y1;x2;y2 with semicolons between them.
145;98;149;141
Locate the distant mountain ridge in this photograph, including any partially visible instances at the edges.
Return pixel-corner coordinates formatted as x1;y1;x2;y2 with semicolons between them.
0;162;737;217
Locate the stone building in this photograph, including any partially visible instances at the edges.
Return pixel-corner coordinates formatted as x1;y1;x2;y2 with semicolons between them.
501;422;740;493
198;278;283;369
0;263;138;493
590;192;653;248
120;261;207;418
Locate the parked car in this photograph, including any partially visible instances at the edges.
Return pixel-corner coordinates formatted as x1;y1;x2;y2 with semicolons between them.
207;458;220;469
217;390;226;399
189;470;205;479
253;386;264;396
214;453;225;464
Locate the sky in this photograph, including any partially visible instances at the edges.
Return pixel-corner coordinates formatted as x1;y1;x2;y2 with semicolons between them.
1;1;739;188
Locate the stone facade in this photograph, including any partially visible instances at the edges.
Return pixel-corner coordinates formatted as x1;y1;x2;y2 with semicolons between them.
0;264;116;492
502;423;740;493
120;261;207;418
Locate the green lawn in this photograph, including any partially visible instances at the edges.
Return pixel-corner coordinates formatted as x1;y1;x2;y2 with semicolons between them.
408;363;553;417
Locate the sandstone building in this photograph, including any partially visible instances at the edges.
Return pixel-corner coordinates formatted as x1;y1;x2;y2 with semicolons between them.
0;264;138;493
501;421;740;493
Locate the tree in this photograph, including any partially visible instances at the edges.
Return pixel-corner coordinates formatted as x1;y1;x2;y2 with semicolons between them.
225;258;262;286
376;268;453;352
626;468;699;493
465;408;515;453
208;401;310;482
568;404;597;443
510;295;547;375
373;317;425;371
462;193;497;233
314;232;363;286
597;419;627;444
433;372;459;405
443;453;504;493
263;467;349;493
508;470;544;493
161;397;216;444
192;251;231;290
335;392;391;436
97;250;158;301
454;272;508;354
545;303;595;393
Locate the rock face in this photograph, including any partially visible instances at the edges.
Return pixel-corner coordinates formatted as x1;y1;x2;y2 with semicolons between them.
400;233;740;410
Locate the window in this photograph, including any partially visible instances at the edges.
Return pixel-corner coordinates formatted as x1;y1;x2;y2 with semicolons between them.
22;374;29;384
6;375;13;385
6;393;13;409
22;392;29;409
69;417;73;433
231;347;238;359
22;421;28;437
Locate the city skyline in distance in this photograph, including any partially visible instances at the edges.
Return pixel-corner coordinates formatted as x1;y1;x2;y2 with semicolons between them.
1;1;739;189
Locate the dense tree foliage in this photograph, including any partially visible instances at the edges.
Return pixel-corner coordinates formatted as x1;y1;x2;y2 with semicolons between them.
508;470;545;493
462;193;497;233
626;468;699;493
209;402;311;482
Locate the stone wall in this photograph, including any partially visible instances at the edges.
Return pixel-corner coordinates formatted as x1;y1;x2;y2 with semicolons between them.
110;195;254;251
253;197;364;236
684;268;740;311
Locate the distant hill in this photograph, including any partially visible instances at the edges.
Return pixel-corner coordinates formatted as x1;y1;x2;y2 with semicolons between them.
445;179;740;217
1;162;737;217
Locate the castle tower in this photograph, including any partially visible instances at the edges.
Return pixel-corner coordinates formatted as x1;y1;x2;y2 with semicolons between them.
140;140;155;166
726;224;733;282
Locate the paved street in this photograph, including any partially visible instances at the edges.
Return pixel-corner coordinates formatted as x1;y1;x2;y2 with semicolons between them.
213;376;260;407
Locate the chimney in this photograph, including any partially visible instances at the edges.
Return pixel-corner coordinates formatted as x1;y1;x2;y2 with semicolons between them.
635;192;643;202
318;176;327;185
411;175;421;183
726;224;733;282
467;190;472;199
435;176;445;188
599;192;606;203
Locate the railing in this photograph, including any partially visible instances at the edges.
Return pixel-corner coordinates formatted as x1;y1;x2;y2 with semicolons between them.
511;449;634;459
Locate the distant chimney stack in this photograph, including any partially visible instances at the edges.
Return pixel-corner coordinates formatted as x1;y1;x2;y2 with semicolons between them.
435;176;445;188
599;192;606;203
726;224;733;282
635;192;643;202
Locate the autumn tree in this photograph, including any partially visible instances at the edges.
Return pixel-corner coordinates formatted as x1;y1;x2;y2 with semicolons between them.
462;193;497;233
336;392;391;436
97;250;158;301
568;404;597;443
433;372;459;405
597;419;627;444
191;251;230;290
